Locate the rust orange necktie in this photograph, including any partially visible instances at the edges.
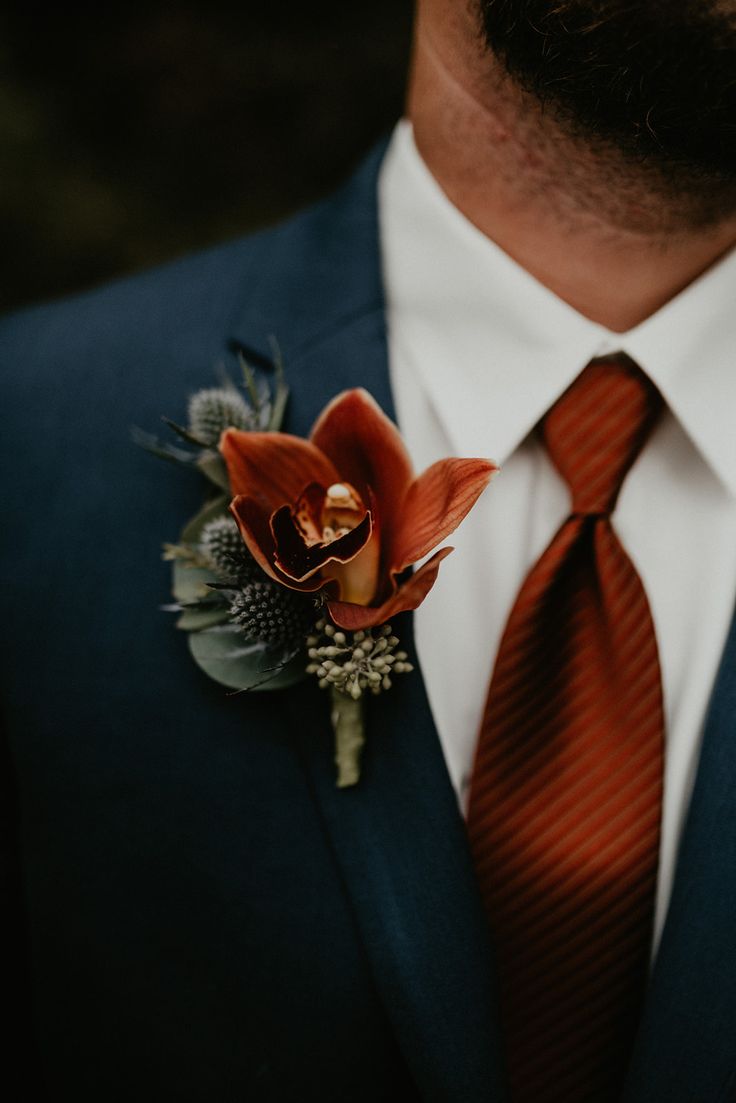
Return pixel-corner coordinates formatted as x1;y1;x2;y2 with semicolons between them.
467;357;665;1103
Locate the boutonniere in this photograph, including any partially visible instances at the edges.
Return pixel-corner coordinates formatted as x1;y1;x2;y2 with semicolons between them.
138;351;496;786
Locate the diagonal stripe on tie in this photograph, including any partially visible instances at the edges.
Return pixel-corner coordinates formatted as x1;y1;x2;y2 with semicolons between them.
467;356;665;1103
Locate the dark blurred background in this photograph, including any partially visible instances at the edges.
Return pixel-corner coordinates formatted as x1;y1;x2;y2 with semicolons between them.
1;3;413;313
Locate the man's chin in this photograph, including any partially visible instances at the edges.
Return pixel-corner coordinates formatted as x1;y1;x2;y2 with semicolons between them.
476;0;736;213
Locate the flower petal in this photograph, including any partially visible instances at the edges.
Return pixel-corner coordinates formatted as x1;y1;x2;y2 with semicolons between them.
229;496;281;581
229;496;325;593
326;547;454;630
293;482;325;546
310;389;414;540
271;506;373;583
389;458;497;574
327;527;381;605
221;429;339;509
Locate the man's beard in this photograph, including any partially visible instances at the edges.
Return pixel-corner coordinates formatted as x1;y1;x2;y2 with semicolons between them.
477;0;736;220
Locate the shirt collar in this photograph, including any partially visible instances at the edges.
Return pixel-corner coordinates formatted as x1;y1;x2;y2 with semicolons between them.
379;119;736;496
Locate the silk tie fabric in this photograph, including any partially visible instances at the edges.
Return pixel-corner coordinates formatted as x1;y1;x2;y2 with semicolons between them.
467;357;665;1102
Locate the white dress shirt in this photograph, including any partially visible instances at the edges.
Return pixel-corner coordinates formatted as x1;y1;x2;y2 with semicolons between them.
379;119;736;949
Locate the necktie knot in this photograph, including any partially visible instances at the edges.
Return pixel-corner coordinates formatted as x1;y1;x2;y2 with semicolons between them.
540;357;663;516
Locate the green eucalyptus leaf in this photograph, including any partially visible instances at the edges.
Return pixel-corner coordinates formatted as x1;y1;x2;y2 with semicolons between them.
267;337;290;431
188;623;305;691
180;495;229;543
176;605;231;632
161;416;210;448
268;387;289;432
197;450;231;491
131;427;198;467
173;562;218;604
171;495;232;608
238;350;262;412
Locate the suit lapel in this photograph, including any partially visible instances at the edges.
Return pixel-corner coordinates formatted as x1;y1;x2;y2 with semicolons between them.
286;319;505;1103
226;142;505;1101
290;621;505;1103
623;602;736;1103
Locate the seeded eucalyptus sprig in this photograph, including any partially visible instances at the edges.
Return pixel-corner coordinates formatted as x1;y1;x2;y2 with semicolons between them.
306;618;413;787
306;620;413;699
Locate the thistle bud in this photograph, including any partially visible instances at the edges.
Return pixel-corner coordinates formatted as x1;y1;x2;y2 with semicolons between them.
229;580;313;646
199;516;260;583
188;387;254;446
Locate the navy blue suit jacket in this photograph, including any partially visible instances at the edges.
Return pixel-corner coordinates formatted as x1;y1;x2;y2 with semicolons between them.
2;140;735;1101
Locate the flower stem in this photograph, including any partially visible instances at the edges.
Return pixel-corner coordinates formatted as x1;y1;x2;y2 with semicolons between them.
330;687;365;788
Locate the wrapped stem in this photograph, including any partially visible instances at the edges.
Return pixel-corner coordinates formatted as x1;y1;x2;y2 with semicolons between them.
330;687;365;788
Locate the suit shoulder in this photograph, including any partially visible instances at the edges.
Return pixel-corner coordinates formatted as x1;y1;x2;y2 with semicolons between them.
0;215;307;365
0;135;388;425
0;136;389;369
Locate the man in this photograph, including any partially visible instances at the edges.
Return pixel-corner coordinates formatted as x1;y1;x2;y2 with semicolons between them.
1;1;735;1099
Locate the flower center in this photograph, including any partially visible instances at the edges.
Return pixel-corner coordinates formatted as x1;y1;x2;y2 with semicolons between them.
322;482;363;544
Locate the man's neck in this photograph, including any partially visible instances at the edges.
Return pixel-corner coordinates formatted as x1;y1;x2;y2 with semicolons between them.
408;9;736;333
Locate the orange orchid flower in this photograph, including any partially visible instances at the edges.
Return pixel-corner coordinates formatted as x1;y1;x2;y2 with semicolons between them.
220;389;496;631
